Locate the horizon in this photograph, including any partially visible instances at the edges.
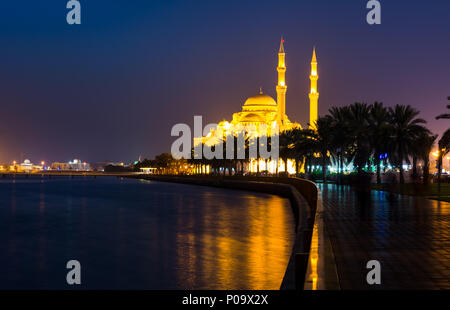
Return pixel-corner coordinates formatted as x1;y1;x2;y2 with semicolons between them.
0;0;449;164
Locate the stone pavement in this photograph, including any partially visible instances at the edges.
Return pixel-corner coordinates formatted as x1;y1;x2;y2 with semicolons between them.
318;184;450;290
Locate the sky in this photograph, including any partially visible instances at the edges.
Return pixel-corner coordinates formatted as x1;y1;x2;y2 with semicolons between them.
0;0;449;164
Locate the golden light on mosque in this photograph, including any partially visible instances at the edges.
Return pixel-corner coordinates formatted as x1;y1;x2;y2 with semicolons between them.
222;121;232;130
194;38;319;175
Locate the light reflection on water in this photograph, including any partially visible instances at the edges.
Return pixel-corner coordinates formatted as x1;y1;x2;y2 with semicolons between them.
175;192;294;289
0;177;295;289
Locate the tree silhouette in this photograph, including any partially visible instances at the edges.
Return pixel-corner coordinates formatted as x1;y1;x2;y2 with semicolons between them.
435;97;450;120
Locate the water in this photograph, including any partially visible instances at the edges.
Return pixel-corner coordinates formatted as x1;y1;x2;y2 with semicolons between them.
0;177;295;289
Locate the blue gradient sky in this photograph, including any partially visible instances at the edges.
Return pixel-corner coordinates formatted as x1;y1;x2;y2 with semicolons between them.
0;0;449;163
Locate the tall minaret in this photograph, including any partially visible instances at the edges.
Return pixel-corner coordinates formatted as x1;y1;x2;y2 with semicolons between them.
309;47;319;129
276;37;287;126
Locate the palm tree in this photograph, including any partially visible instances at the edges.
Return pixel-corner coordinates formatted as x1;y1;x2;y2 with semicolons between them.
346;103;371;174
368;102;391;183
437;129;450;192
315;116;334;182
328;106;352;183
230;131;248;175
290;128;307;175
292;128;318;179
416;133;437;185
435;97;450;120
297;118;333;182
279;130;296;175
389;105;429;184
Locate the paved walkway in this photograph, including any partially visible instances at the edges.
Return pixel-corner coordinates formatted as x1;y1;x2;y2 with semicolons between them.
319;184;450;290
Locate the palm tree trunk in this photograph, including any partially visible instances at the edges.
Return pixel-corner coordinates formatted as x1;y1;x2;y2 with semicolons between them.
357;166;363;176
412;156;418;182
376;159;381;184
399;163;405;184
423;158;430;185
308;156;312;176
322;155;327;183
304;157;309;178
438;155;443;194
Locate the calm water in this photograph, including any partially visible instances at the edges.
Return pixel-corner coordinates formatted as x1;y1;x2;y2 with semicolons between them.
0;177;295;289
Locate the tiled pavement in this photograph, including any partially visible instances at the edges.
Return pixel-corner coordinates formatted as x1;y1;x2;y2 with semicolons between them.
318;184;450;290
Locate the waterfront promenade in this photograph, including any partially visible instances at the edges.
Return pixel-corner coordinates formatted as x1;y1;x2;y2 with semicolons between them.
320;184;450;290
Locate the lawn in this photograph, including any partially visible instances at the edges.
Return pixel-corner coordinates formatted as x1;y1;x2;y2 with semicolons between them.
372;183;450;203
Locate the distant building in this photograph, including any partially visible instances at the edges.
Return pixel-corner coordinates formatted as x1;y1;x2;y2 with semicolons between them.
51;159;90;171
140;167;157;174
10;159;43;172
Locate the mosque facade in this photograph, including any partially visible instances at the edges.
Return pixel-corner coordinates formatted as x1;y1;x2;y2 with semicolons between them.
195;38;319;174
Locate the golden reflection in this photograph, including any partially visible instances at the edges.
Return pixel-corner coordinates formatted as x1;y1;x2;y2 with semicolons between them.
175;192;295;289
247;195;294;289
308;219;319;290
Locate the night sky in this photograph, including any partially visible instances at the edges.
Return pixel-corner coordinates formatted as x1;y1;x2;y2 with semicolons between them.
0;0;449;164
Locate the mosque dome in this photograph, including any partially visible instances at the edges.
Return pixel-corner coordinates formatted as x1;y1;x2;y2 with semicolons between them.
242;89;278;114
244;91;277;107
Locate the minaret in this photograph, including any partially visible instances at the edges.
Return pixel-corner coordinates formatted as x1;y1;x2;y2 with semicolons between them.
309;47;319;130
276;37;287;126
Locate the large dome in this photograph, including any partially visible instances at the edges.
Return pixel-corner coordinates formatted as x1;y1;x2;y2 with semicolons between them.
244;93;277;107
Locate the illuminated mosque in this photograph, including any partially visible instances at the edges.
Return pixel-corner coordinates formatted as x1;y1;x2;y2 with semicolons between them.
196;38;319;174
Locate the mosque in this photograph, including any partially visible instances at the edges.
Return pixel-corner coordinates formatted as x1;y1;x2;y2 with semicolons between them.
196;38;319;174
